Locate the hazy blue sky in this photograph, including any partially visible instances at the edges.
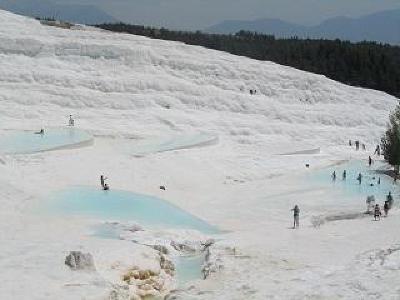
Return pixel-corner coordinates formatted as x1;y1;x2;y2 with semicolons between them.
58;0;400;29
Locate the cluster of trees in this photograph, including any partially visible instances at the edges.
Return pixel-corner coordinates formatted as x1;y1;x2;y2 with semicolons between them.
95;24;400;98
35;17;56;21
382;106;400;173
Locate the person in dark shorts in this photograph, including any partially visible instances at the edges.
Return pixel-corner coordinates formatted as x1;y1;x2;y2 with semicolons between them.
386;192;394;209
384;201;389;217
374;204;382;221
291;205;300;228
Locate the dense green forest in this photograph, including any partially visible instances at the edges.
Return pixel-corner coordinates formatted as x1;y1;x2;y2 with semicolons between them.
95;23;400;98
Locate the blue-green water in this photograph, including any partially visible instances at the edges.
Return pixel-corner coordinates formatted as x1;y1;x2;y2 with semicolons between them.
0;128;93;154
174;254;204;284
47;186;219;234
304;160;397;203
89;222;204;284
91;223;121;239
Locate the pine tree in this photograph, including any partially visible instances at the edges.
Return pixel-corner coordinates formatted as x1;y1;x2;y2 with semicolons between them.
381;106;400;173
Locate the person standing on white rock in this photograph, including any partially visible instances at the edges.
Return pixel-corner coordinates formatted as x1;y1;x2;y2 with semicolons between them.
100;175;107;188
374;145;381;156
68;115;75;126
291;205;300;228
384;201;389;217
374;204;382;221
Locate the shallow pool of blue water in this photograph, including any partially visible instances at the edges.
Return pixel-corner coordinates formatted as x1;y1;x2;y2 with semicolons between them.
47;186;219;234
0;128;93;154
89;222;204;283
174;254;204;284
304;160;398;203
91;223;121;239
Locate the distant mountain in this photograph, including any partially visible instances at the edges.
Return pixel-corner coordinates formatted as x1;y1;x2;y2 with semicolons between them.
207;9;400;44
0;0;118;24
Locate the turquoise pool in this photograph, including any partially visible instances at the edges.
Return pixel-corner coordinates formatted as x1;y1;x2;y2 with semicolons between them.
304;160;398;204
0;128;93;154
174;254;205;284
47;186;219;234
90;223;122;239
90;223;205;284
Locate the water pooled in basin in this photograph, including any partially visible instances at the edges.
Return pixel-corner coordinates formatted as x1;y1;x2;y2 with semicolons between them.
0;128;93;154
47;186;219;234
174;254;205;285
304;160;398;204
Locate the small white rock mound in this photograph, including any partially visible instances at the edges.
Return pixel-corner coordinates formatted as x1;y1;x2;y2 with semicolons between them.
65;251;96;271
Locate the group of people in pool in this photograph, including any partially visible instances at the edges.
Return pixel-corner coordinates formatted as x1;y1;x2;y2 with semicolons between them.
291;142;395;228
331;169;379;185
330;148;395;220
34;115;75;135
